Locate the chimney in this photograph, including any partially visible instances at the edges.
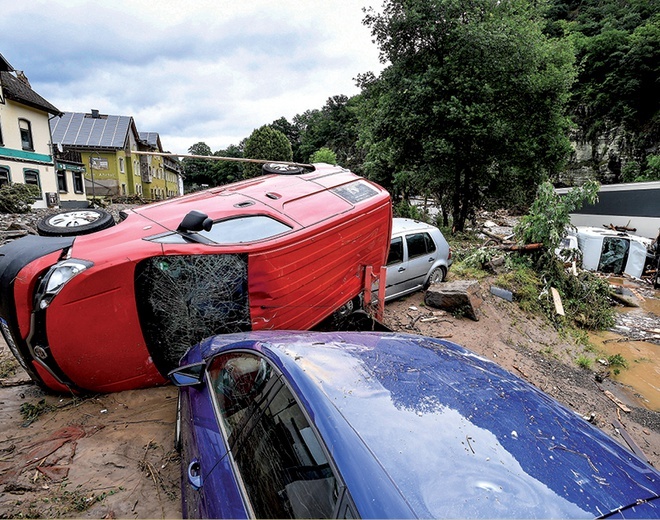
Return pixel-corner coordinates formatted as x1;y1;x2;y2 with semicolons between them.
15;71;31;87
91;109;100;118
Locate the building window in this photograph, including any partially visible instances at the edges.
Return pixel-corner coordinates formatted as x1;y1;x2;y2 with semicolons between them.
19;119;34;151
121;183;127;196
0;166;10;187
73;172;84;194
24;169;41;198
119;157;124;173
57;170;68;193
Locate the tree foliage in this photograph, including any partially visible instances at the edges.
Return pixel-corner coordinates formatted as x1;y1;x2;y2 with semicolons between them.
0;183;40;213
182;142;215;188
359;0;575;231
545;0;660;148
242;126;293;178
514;180;599;252
309;147;337;164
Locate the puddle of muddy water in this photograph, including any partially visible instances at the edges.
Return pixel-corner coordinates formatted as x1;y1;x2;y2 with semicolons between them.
590;330;660;411
588;281;660;411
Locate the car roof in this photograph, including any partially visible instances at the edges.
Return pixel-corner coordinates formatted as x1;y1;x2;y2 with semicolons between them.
391;217;437;235
196;331;660;519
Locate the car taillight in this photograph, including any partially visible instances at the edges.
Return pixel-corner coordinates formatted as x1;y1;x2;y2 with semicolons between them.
34;259;94;309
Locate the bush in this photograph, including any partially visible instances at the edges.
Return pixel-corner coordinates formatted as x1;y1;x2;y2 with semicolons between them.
309;147;337;164
0;183;40;213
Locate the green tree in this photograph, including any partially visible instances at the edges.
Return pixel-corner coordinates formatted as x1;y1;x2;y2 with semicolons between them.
359;0;575;232
212;144;244;185
514;180;599;252
242;126;293;178
546;0;660;143
182;142;215;188
309;147;337;164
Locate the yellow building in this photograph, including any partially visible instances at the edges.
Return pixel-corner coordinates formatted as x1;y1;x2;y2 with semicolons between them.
0;53;64;209
50;110;182;202
139;132;182;200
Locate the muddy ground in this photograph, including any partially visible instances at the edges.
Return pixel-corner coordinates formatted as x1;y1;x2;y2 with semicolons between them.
0;207;659;518
1;280;659;518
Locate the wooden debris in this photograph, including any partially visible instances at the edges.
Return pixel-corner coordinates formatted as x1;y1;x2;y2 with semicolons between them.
496;242;543;252
513;364;529;379
612;418;650;463
603;390;631;412
481;229;504;242
550;287;565;316
604;223;636;233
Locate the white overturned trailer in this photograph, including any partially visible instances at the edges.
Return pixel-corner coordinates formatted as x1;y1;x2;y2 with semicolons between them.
556;180;660;240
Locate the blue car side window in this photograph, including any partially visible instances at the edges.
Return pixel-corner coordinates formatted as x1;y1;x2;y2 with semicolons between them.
208;353;343;519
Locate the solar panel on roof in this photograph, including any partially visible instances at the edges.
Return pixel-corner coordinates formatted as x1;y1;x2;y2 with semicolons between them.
90;121;105;144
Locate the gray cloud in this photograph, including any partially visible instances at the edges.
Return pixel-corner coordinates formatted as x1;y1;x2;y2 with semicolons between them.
3;0;383;153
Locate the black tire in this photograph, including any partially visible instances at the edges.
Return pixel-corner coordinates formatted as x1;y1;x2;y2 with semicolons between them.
37;209;115;237
262;163;304;175
424;266;447;289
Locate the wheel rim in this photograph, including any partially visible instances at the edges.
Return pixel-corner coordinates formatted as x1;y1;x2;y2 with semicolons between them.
431;268;445;284
48;211;101;228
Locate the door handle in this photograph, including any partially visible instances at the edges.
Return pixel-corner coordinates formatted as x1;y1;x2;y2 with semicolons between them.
428;257;435;262
188;459;202;490
398;267;406;272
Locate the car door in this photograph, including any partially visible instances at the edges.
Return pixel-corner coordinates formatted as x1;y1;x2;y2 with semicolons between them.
208;351;349;518
385;235;411;298
403;232;437;291
179;382;249;519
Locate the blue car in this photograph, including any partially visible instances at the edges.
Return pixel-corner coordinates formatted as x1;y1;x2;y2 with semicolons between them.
170;331;660;519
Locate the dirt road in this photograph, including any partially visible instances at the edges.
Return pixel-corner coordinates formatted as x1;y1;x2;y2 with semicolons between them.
0;276;659;518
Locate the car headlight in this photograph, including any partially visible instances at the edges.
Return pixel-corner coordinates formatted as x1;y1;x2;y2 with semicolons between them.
35;259;94;310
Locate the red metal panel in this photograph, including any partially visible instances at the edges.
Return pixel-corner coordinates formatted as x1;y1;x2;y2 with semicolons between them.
249;199;392;330
46;257;165;392
14;251;63;338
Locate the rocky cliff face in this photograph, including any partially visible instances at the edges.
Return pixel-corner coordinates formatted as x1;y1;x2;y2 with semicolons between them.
558;126;631;186
557;124;657;187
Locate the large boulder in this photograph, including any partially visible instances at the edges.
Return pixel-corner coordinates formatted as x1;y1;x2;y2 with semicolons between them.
425;280;483;321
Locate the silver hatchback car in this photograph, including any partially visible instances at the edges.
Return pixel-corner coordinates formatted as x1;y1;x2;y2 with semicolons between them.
385;218;452;301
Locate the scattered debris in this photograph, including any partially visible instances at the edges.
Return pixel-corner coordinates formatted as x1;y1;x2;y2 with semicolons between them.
612;418;650;464
490;286;513;302
550;287;565;316
602;390;632;413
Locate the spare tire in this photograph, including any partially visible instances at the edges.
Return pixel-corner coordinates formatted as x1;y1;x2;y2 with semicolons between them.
262;163;304;175
37;209;116;237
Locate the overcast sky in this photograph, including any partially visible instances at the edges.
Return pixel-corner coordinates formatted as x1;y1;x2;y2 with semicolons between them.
2;0;385;154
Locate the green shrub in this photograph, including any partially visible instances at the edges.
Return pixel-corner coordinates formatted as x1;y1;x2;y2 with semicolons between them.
576;355;592;369
309;147;337;164
0;183;40;213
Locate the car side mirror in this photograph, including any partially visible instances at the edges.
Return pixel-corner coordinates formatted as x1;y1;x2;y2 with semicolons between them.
177;210;213;233
169;362;205;387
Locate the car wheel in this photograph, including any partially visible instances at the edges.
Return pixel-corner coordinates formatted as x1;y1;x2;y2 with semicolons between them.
262;163;304;175
424;266;447;289
37;209;115;237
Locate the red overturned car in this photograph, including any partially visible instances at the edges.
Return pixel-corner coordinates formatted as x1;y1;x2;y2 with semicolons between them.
0;164;391;393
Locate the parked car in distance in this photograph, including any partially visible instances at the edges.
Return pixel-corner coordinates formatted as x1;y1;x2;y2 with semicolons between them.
385;218;452;301
170;330;660;519
0;164;392;393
